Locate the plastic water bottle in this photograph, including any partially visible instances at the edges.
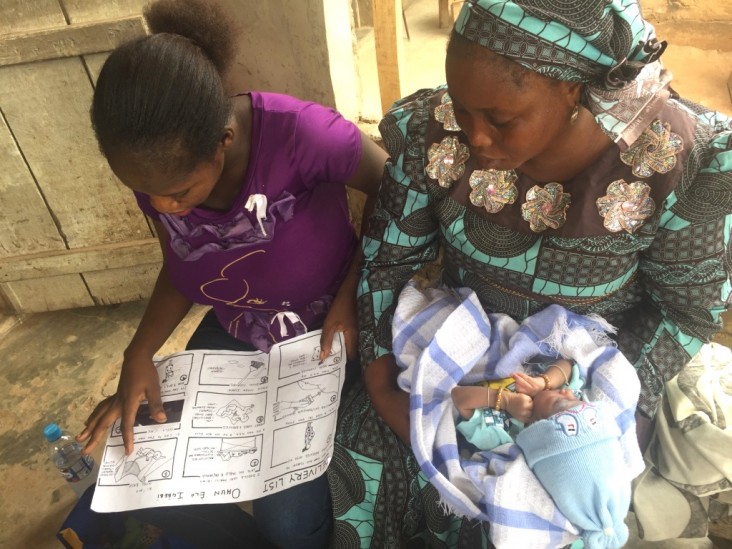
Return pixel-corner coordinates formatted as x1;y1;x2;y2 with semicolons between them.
43;423;96;497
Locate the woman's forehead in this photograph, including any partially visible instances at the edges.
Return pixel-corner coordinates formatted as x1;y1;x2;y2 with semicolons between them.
446;58;539;111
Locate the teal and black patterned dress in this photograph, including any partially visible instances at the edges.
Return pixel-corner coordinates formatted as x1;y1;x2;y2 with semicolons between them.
328;84;732;547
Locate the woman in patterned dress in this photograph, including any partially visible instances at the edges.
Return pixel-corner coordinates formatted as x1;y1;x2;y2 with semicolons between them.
328;0;732;546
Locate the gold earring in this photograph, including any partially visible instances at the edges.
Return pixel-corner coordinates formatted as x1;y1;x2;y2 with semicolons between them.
570;104;580;125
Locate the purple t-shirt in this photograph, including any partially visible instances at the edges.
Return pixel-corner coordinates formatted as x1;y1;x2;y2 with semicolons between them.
135;92;362;351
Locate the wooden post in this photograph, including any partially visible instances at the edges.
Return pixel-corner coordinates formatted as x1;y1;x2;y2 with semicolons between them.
372;0;403;115
439;0;451;28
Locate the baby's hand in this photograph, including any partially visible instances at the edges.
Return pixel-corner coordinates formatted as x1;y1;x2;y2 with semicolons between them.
503;391;533;424
511;371;544;397
451;386;489;420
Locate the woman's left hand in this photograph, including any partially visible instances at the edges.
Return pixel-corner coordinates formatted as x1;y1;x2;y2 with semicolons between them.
320;133;387;363
320;288;358;362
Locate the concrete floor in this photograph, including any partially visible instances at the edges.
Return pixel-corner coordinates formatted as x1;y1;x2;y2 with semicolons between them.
0;301;210;549
1;0;731;547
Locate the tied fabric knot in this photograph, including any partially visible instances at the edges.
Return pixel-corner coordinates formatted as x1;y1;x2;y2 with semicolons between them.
604;38;667;89
244;194;268;236
271;311;306;337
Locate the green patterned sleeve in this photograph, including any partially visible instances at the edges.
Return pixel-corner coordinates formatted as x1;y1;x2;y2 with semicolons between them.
618;114;732;417
357;101;441;367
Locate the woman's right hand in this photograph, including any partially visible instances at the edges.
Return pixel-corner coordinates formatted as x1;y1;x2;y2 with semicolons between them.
364;354;411;446
77;352;166;456
375;385;411;445
76;227;193;456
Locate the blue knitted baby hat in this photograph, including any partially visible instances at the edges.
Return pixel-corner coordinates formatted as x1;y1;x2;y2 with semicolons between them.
516;402;631;549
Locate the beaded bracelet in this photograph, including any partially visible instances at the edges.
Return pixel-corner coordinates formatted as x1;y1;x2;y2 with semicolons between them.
495;386;505;411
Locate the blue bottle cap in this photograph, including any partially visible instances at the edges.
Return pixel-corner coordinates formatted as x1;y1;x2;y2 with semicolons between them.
43;423;62;442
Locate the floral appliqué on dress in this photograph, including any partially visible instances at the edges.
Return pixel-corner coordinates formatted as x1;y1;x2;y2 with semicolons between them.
521;182;571;232
434;93;461;132
596;179;655;233
469;170;518;213
620;119;683;178
426;136;470;188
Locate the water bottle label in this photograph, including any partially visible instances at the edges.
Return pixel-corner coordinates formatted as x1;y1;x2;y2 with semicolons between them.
61;455;94;483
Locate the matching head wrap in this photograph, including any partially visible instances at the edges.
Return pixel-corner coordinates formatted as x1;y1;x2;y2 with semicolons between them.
453;0;671;146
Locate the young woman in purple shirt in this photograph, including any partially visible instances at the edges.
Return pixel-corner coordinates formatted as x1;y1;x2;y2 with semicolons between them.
75;1;387;546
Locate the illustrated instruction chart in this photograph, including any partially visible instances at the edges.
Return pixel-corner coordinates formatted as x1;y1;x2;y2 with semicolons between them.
92;330;345;512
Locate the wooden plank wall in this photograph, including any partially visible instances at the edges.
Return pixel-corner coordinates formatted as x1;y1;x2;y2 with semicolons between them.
0;0;161;313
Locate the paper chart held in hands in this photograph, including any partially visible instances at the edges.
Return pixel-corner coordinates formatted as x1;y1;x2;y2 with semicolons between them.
91;330;345;512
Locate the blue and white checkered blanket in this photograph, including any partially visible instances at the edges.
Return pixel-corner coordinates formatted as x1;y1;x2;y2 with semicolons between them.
393;281;645;548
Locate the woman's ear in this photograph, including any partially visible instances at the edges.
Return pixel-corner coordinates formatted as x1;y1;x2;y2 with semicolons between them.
220;126;235;150
560;80;583;108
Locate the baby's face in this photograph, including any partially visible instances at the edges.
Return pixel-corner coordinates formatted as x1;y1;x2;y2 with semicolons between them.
531;389;579;422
